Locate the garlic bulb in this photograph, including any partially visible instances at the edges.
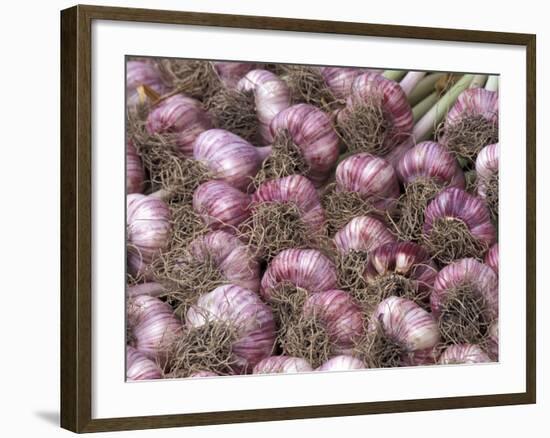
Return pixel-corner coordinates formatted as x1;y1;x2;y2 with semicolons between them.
397;141;465;188
476;143;499;221
485;243;499;274
185;284;277;373
242;175;326;259
146;94;212;157
127;194;171;279
440;88;499;160
334;216;396;256
439;344;491;364
366;296;440;367
423;187;496;264
316;355;365;371
158;230;260;314
261;248;338;301
127;295;182;363
189;371;218;378
193;180;251;232
335;153;400;211
127;139;145;194
363;241;438;305
213;61;261;88
262;103;340;186
236;69;292;143
126;60;167;108
126;346;163;381
253;356;313;374
193;129;264;192
431;258;498;344
319;67;366;100
337;72;414;156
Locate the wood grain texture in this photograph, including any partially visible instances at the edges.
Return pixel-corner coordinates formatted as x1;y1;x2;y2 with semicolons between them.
60;4;537;433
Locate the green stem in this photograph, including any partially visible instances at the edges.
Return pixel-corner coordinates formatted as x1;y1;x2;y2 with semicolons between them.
383;70;406;81
400;71;427;97
412;91;438;123
485;75;499;92
413;74;474;142
408;73;445;106
469;74;488;89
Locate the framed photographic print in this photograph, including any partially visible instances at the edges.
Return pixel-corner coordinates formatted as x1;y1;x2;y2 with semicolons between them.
60;4;536;433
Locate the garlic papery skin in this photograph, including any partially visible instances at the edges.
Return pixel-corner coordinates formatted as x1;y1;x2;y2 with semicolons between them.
397;141;465;189
189;371;218;378
253;356;313;374
335;153;400;211
187;231;261;293
126;346;163;381
363;242;438;305
370;296;441;354
213;62;261;88
186;284;277;373
438;344;491;365
193;180;251;232
431;258;498;344
485;243;499;275
334;216;396;255
487;320;499;360
127;194;171;279
127;139;145;194
316;355;365;371
261;248;338;302
126;60;167;108
423;187;496;263
302;289;365;355
146;94;212;157
193;129;263;192
440;88;499;161
266;104;340;186
127;295;182;363
337;72;414;156
319;67;366;100
476;143;499;222
237;69;292;144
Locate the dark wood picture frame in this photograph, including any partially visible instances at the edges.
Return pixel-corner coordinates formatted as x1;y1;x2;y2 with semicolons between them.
60;4;536;433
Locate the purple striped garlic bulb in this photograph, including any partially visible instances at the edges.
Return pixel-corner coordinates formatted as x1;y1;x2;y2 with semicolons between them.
320;67;366;100
423;187;496;264
364;296;441;368
333;215;396;294
281;289;364;368
431;258;498;344
259;104;340;187
440;88;499;161
261;248;338;302
127;140;145;194
476;143;499;222
126;60;167;108
193;129;264;192
213;61;262;88
126;346;163;381
146;94;212;157
236;69;292;144
127;194;171;279
159;230;260;314
438;344;492;365
337;72;414;156
485;243;499;275
316;355;365;371
242;175;326;259
193;180;251;232
363;242;438;307
181;284;277;374
253;356;313;374
127;295;182;364
324;153;400;234
396;142;465;241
